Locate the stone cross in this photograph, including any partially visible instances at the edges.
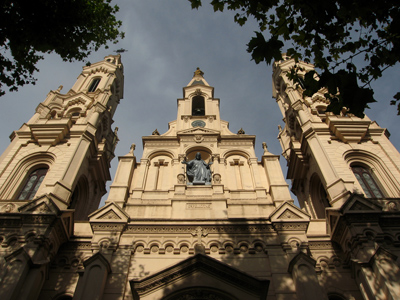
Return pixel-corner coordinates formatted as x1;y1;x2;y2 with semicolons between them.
191;226;208;245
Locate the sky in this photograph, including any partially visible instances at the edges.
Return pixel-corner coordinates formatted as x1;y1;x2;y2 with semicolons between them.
1;1;399;207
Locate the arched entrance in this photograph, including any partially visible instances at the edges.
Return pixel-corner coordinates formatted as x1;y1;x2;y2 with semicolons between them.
162;286;236;300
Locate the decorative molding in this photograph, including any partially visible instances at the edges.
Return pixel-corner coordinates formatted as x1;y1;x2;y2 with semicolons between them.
273;223;308;231
91;223;125;231
125;224;274;234
194;135;204;143
308;241;335;250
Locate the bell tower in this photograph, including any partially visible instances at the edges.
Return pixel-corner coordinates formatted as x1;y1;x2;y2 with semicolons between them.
273;57;400;218
0;55;124;219
273;57;400;299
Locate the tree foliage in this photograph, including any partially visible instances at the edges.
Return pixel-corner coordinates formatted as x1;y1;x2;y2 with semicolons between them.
0;0;124;96
189;0;400;116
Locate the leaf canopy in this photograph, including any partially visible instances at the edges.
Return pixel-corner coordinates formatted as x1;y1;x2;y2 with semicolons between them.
190;0;400;116
0;0;124;96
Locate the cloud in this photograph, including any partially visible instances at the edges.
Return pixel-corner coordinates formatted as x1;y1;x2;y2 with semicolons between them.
0;0;398;207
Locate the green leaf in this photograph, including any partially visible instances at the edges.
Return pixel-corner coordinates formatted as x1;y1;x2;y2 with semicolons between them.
247;32;283;64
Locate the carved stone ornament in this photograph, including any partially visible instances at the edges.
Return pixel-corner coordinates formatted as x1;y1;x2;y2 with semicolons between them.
98;210;121;220
237;128;245;134
177;173;186;184
194;135;204;143
386;201;397;211
194;88;202;95
213;173;221;184
278;209;303;219
2;203;16;213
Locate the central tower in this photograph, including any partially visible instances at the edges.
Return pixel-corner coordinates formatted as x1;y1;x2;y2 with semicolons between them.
107;68;292;219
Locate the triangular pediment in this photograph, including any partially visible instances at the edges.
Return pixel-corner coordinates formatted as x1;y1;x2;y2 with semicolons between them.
89;202;129;223
19;195;61;215
130;254;269;300
177;127;221;135
324;206;342;235
340;194;382;214
270;202;310;222
288;251;316;273
98;210;121;220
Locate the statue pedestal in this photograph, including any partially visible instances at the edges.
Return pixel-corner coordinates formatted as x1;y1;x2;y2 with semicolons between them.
192;180;206;185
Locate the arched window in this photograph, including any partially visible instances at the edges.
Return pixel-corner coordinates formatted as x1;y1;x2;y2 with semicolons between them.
18;167;48;200
192;96;205;116
352;165;383;198
88;78;101;92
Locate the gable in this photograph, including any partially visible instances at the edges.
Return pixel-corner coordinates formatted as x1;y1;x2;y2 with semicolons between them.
177;127;221;136
130;254;269;300
340;194;382;214
270;202;310;222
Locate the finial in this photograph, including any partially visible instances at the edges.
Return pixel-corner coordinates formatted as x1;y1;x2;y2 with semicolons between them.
56;85;63;92
129;143;136;154
194;67;204;77
278;125;282;132
152;129;160;135
237;128;245;135
262;142;268;154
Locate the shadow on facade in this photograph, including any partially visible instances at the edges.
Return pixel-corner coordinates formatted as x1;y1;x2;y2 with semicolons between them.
128;216;353;300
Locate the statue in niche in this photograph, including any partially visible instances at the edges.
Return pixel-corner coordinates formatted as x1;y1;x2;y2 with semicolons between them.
182;152;212;185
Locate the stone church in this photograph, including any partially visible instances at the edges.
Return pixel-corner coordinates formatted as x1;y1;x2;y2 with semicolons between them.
0;55;399;300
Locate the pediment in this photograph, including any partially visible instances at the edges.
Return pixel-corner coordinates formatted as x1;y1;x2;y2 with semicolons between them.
326;209;341;234
340;194;382;214
288;251;316;273
130;254;269;300
19;195;61;215
177;127;221;135
270;202;310;222
89;202;129;223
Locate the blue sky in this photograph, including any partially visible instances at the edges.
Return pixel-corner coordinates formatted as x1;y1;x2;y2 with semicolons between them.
1;1;399;206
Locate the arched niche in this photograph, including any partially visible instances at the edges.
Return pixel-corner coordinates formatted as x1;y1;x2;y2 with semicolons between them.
162;287;236;300
224;152;253;190
70;176;89;220
183;148;213;185
309;173;330;219
185;148;212;163
144;154;173;191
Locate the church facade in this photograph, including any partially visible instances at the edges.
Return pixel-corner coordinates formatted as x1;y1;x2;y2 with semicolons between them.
0;55;399;300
